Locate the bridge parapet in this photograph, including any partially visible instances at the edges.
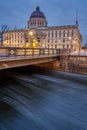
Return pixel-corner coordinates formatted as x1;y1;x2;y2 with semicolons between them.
0;47;60;57
0;47;60;70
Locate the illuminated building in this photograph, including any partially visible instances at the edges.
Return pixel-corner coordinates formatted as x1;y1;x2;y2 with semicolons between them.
3;6;82;51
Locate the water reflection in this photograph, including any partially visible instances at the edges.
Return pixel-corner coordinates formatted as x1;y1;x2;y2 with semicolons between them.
0;67;87;130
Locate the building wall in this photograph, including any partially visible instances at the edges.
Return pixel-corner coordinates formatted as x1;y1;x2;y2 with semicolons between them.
28;18;48;29
3;25;82;52
45;25;82;51
3;30;26;47
2;6;82;52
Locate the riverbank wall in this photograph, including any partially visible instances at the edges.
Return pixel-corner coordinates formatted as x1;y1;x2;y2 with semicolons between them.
59;54;87;75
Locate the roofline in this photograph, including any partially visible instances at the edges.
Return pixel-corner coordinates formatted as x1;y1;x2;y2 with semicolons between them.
48;25;78;29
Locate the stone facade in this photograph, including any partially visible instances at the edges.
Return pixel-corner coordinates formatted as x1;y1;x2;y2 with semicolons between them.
3;6;82;52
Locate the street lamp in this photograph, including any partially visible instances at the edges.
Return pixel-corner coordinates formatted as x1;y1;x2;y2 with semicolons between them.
29;31;33;36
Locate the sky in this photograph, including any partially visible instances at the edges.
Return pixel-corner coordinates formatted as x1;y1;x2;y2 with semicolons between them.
0;0;87;45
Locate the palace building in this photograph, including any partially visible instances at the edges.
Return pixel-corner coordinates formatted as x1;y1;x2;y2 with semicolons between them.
3;6;82;51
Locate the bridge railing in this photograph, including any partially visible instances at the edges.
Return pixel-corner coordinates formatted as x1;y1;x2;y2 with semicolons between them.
0;47;60;58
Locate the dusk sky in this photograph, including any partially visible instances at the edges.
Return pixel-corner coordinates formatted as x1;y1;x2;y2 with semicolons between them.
0;0;87;45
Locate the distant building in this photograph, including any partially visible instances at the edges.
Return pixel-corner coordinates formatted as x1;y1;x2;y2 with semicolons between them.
3;6;82;51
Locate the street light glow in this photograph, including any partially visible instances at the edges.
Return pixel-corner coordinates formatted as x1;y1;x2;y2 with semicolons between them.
29;31;33;36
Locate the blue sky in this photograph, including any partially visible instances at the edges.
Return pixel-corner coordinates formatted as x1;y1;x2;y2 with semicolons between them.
0;0;87;45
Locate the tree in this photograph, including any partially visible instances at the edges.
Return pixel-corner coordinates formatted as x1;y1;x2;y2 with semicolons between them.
0;25;9;46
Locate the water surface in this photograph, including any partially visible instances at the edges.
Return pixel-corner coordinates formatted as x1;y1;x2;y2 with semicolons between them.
0;67;87;130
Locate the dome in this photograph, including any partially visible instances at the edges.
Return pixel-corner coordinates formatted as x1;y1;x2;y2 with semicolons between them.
30;6;46;19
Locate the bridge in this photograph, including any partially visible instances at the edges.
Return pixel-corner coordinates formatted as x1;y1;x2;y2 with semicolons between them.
0;47;60;70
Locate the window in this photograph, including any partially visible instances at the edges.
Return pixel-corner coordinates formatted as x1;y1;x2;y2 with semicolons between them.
52;31;53;37
55;40;57;43
48;39;50;43
15;33;16;39
55;45;57;48
21;33;22;38
48;32;50;37
67;30;69;37
37;38;40;42
11;33;13;38
55;31;57;37
6;34;8;40
72;30;74;37
63;30;65;37
63;38;65;43
67;45;69;48
63;45;65;48
18;33;19;39
71;44;73;48
59;31;61;37
51;39;53;43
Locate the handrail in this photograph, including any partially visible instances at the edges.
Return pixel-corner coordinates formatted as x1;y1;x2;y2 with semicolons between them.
0;47;60;58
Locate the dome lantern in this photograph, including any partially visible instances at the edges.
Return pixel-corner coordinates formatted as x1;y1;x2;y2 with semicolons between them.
36;6;40;11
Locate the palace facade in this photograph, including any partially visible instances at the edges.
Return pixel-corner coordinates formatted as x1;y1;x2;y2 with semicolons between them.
3;6;82;51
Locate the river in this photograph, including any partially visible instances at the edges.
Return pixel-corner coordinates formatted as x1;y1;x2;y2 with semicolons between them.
0;66;87;130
